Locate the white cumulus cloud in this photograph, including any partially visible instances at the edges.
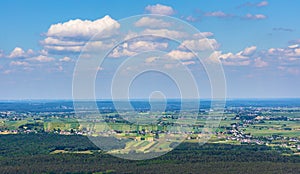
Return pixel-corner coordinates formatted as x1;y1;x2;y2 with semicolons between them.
9;47;25;58
42;37;85;46
219;46;257;60
44;45;83;53
135;17;172;28
8;47;34;59
145;4;175;15
141;29;187;39
179;38;219;51
46;15;119;40
205;11;234;18
257;1;269;7
109;48;136;58
129;41;168;52
10;61;30;66
59;56;72;62
218;46;258;66
288;44;299;49
166;50;195;60
145;56;159;63
29;55;55;62
181;61;195;66
193;32;214;39
254;58;268;67
242;46;257;56
43;15;120;53
244;14;267;20
108;38;169;58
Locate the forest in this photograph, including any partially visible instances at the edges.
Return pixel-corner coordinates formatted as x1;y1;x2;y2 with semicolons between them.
0;134;299;174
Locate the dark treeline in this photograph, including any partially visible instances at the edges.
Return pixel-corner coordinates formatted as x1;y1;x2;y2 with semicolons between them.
0;134;299;174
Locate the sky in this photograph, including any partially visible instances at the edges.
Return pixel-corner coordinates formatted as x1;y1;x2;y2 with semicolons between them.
0;0;300;99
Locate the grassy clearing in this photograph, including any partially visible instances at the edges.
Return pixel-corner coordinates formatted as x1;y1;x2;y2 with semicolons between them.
5;119;28;129
245;128;300;137
50;150;93;154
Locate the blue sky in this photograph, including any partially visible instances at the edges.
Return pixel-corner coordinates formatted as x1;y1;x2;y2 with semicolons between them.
0;0;300;99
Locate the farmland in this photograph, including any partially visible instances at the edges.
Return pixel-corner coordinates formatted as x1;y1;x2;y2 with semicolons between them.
0;100;300;156
0;99;300;173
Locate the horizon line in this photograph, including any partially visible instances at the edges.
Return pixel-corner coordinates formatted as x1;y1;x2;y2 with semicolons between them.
1;97;300;102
